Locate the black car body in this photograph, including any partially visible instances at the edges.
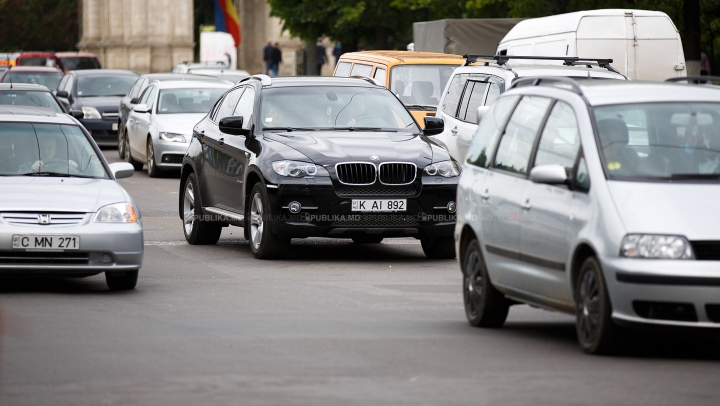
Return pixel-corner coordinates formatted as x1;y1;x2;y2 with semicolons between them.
179;76;459;259
55;69;138;146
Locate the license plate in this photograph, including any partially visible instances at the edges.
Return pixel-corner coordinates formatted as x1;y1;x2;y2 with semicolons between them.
112;123;118;131
351;199;406;212
12;235;80;250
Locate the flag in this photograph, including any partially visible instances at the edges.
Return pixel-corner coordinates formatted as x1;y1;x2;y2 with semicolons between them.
214;0;241;46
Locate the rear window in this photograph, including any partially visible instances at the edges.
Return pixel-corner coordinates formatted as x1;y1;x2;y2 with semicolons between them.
0;90;64;113
2;72;62;91
61;57;101;70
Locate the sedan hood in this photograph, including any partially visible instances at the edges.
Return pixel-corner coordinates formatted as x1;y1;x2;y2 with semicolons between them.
78;96;122;109
0;177;128;213
607;181;720;240
263;131;434;166
152;114;205;138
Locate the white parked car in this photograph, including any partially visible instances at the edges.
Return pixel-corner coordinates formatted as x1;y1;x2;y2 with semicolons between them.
123;80;232;177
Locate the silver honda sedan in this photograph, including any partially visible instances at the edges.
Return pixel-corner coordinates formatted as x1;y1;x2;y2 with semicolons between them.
0;106;142;290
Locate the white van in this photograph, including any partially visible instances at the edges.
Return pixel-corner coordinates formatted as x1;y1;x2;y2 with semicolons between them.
496;9;686;81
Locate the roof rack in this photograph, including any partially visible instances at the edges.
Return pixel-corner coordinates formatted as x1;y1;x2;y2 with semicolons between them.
508;76;583;95
665;76;720;85
463;54;620;74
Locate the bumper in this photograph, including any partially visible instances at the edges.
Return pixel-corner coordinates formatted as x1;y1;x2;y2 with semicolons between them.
0;220;143;275
603;256;720;328
154;140;189;170
268;177;457;239
80;119;119;146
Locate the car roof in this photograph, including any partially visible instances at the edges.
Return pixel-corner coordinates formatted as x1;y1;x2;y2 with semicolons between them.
17;52;57;57
0;106;75;123
153;80;233;90
576;81;720;106
454;63;626;79
0;83;53;91
55;52;97;58
189;68;250;76
257;76;381;88
5;66;62;73
72;69;138;76
140;73;221;82
339;51;464;65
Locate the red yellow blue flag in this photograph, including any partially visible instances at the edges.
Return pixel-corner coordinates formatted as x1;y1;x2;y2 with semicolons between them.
214;0;241;46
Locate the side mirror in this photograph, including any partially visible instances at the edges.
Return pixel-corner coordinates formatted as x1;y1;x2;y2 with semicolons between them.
423;116;444;136
130;97;139;104
56;90;69;99
70;110;84;119
219;116;250;136
476;106;490;125
529;164;567;185
109;162;135;179
133;103;150;113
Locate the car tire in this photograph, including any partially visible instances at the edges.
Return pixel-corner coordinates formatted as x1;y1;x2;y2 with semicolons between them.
147;139;162;178
124;132;143;171
352;236;383;244
575;256;620;355
462;239;510;327
118;129;125;159
421;236;456;259
248;183;290;259
105;270;138;291
182;173;222;245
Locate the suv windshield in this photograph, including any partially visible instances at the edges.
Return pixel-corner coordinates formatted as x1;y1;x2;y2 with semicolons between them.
390;65;457;108
0;90;64;113
594;102;720;180
157;88;225;114
2;72;62;90
0;123;108;178
77;75;136;97
261;86;418;131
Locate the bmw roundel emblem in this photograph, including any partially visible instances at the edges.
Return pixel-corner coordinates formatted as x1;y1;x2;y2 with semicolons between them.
370;155;379;161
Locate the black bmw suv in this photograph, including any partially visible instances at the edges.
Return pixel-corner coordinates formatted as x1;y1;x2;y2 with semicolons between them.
179;75;459;259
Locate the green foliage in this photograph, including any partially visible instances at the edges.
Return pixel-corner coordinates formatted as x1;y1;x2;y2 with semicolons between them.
0;0;79;52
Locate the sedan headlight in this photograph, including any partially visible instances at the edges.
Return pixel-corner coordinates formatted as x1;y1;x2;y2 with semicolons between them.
82;106;102;120
424;160;461;177
159;132;186;143
272;160;329;177
94;203;138;223
620;234;694;259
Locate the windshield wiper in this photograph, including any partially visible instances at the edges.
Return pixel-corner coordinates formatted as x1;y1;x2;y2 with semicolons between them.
403;104;437;111
323;127;398;132
263;127;317;132
670;173;720;180
22;172;93;178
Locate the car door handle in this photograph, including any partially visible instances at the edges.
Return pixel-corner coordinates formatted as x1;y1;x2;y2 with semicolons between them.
479;189;490;201
451;126;458;136
218;138;224;146
521;199;532;211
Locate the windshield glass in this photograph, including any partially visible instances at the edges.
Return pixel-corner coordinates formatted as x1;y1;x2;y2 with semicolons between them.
390;64;458;108
260;86;418;131
594;103;720;180
0;90;64;113
157;88;226;114
61;57;100;70
77;75;136;97
2;72;62;90
18;57;58;68
0;123;108;178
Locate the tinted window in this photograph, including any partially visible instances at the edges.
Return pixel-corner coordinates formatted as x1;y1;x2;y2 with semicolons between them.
335;62;352;77
493;96;551;175
467;95;519;167
2;72;62;90
533;101;580;173
77;75;136;97
18;58;57;68
233;87;255;129
157;88;226;114
350;64;373;77
0;90;64;113
462;81;488;123
60;57;100;70
441;74;466;116
215;87;244;120
373;68;387;86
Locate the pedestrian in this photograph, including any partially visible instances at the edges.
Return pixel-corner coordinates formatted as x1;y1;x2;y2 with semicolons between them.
316;38;327;76
271;42;282;77
333;41;343;66
263;40;274;75
700;51;711;76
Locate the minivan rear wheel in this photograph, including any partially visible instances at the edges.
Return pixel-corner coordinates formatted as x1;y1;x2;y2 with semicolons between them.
106;270;138;291
421;236;456;259
463;239;509;327
575;256;620;354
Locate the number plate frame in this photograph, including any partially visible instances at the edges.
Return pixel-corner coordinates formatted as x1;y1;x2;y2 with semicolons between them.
12;235;81;250
351;199;406;212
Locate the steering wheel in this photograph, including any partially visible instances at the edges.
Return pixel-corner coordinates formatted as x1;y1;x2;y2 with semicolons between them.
38;159;79;173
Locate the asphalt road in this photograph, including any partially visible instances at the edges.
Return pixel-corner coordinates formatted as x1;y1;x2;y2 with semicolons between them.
0;148;719;405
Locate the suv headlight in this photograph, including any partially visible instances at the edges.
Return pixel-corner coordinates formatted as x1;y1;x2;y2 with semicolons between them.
82;106;102;120
424;160;461;177
620;234;694;259
94;203;138;223
272;160;329;177
160;132;186;142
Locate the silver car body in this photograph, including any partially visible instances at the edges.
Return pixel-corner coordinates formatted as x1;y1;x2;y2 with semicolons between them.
434;63;627;162
0;108;143;275
125;80;232;170
455;81;720;328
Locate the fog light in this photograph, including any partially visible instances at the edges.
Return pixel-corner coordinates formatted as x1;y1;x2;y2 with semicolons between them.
102;253;113;264
447;201;456;213
163;155;171;162
288;201;302;214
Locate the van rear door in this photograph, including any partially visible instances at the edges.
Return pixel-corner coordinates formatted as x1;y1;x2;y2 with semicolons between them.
632;15;685;80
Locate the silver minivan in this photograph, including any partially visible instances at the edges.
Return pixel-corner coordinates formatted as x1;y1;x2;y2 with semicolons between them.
455;78;720;353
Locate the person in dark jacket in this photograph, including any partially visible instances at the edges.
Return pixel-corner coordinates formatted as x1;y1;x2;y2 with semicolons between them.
270;42;282;77
263;40;274;75
316;39;327;76
332;42;343;65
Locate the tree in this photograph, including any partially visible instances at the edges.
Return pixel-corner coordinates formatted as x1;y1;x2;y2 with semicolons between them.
0;0;79;52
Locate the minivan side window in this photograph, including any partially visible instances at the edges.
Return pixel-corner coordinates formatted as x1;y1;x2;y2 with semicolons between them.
335;62;352;77
462;81;489;123
466;95;519;167
493;96;552;175
532;101;580;173
350;63;373;77
441;74;467;117
485;82;501;106
373;67;387;85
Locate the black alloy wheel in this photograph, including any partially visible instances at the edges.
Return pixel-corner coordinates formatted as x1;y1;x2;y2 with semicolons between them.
421;236;456;259
182;173;222;245
105;270;139;291
575;256;620;354
124;132;143;171
462;240;510;327
248;183;291;259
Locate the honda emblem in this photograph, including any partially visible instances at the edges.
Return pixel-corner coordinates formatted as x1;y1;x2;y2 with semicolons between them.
37;214;51;225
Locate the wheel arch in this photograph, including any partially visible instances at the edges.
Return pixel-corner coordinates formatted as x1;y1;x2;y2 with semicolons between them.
570;242;598;297
458;224;478;269
178;163;195;220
